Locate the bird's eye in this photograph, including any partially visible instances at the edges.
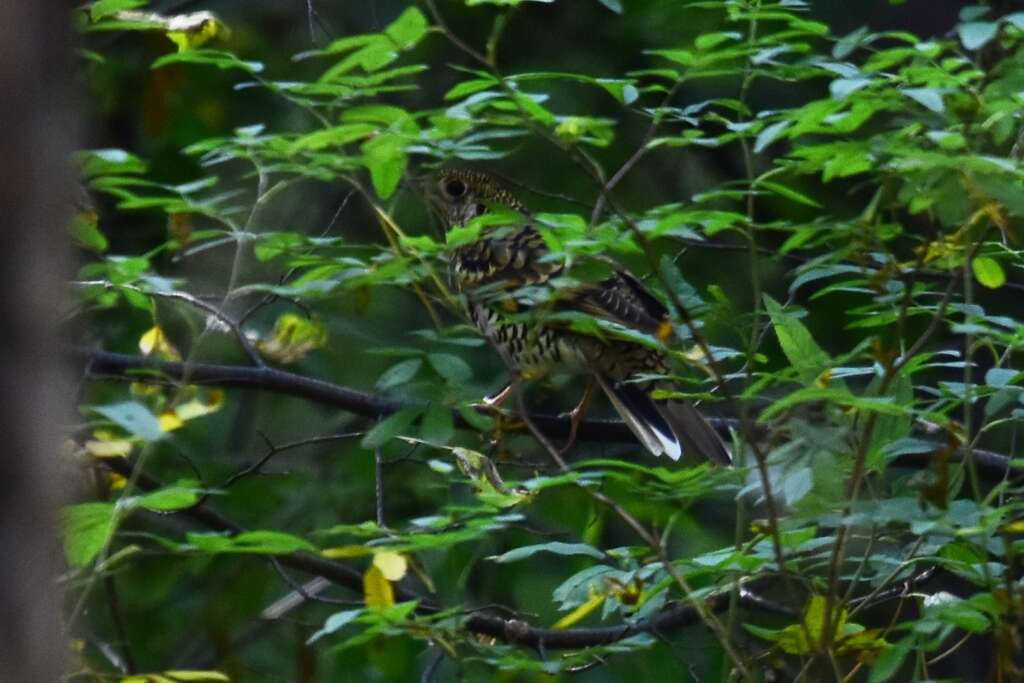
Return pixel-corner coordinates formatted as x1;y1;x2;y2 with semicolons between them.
444;179;466;198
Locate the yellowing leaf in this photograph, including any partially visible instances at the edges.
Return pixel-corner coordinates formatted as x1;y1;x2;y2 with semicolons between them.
321;545;374;559
105;10;229;52
656;319;674;343
162;671;230;682
84;439;132;458
363;564;394;609
158;410;184;432
108;472;127;491
803;595;831;646
1001;520;1024;533
372;551;408;581
173;388;225;422
168;212;193;246
139;325;181;361
257;313;328;364
552;592;606;630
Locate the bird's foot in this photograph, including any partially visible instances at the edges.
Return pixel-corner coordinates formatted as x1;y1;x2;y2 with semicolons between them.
471;383;515;411
559;378;597;454
469;384;527;445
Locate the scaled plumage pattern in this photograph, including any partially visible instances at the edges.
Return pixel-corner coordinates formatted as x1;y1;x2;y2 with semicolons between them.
431;168;731;465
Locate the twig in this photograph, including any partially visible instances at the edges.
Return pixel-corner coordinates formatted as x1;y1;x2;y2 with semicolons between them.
98;456;791;651
375;447;386;527
221;432;361;489
73;281;264;367
511;391;756;682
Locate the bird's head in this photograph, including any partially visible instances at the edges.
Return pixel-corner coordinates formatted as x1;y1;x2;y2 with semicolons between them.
429;168;526;228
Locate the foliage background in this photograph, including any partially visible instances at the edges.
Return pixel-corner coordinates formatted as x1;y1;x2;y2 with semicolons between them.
69;1;1023;682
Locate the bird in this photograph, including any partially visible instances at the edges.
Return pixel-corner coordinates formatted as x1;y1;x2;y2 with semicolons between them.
428;168;731;465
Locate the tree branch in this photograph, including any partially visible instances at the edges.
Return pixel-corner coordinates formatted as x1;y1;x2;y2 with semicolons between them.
76;347;1021;479
99;456;776;651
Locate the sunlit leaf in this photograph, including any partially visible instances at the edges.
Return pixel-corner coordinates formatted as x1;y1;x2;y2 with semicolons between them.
63;502;116;567
363;564;394;609
972;256;1005;289
552;592;606;629
372;551;408;581
186;530;316;554
139;325;182;361
257;313;328;363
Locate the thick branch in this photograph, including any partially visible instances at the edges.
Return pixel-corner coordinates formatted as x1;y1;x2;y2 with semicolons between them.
76;348;1021;479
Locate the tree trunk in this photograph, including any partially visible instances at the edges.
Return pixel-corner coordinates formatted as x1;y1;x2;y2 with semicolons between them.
0;2;76;680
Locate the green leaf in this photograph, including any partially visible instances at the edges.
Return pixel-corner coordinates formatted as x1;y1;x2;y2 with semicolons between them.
376;358;423;389
489;542;604;563
830;77;871;99
759;181;822;208
427;353;473;383
87;0;148;21
927;595;991;632
92;401;164;441
695;32;740;51
63;502;116;567
753;120;789;154
903;88;945;114
78;148;147;177
833;26;869;59
361;407;423;448
869;642;910;683
420;402;455;446
71;212;108;253
289;123;377;152
362;134;406;199
763;295;830;385
383;7;428;49
134;481;203;512
467;0;554;5
308;608;363;644
761;387;908;421
186;530;316;554
159;671;230;679
868;373;914;469
803;595;829;646
958;21;998;50
985;367;1018;387
160;672;230;682
152;49;263;73
972;257;1005;288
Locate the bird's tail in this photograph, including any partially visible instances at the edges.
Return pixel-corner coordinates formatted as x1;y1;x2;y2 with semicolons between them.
595;375;731;465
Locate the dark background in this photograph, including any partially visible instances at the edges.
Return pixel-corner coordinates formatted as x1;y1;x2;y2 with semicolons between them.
70;1;1016;681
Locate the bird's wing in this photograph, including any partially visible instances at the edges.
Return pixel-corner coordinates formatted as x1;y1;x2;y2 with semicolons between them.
567;269;669;335
454;225;562;288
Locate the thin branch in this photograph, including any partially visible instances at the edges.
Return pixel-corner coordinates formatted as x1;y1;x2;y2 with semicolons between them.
73;281;264;367
374;447;386;527
512;389;756;682
98;456;788;651
221;432;361;489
